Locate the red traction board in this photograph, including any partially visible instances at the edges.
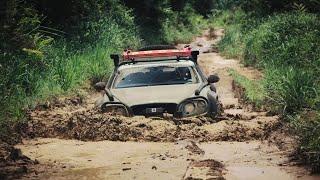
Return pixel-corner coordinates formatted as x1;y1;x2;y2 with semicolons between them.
122;48;192;60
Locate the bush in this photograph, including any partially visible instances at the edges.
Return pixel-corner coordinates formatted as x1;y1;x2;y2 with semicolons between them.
243;13;320;114
0;5;141;122
215;10;320;172
291;111;320;172
244;13;320;69
161;5;207;44
228;69;266;107
217;12;320;114
215;10;248;59
218;24;244;59
0;0;211;124
263;65;319;113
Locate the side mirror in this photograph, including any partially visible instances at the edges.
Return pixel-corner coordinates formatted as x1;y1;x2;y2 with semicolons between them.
207;75;220;84
94;82;106;91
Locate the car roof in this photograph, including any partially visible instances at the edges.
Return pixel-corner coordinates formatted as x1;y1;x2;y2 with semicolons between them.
117;60;196;71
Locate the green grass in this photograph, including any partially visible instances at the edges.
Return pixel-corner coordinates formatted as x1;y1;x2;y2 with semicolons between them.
228;69;265;108
0;5;210;125
244;13;320;69
212;10;247;59
290;111;320;172
0;17;141;122
161;6;209;44
214;10;320;114
214;10;320;172
137;5;209;45
218;25;244;59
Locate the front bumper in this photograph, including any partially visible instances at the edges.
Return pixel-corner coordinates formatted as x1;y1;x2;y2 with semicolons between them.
101;97;211;118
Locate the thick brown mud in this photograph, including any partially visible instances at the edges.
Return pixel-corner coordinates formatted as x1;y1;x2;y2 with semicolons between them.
24;107;279;143
7;29;319;179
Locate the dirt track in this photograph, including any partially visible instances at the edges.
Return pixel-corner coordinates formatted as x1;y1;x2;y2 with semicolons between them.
15;29;319;179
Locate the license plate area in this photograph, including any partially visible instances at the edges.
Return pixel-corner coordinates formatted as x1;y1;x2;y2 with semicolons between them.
145;107;164;114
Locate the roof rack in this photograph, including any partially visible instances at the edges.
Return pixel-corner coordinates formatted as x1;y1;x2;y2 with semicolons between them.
110;47;199;67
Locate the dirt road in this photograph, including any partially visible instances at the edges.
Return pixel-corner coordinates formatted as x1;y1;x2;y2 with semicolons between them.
16;30;319;179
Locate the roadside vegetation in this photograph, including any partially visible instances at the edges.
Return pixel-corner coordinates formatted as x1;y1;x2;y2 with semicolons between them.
0;0;214;127
213;0;320;172
228;69;265;109
1;0;320;173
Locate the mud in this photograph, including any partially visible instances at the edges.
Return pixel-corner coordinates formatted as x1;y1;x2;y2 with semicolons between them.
0;141;31;179
24;107;279;143
17;138;319;180
184;159;226;180
10;29;320;179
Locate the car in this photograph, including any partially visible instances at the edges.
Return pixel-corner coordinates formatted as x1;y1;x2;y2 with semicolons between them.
95;45;220;118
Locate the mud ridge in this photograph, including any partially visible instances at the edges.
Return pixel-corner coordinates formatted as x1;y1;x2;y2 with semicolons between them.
184;159;226;180
0;140;36;179
185;141;205;155
24;106;280;143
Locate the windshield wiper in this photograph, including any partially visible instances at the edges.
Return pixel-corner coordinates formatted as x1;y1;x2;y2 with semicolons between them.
116;81;190;88
157;65;175;69
152;82;189;86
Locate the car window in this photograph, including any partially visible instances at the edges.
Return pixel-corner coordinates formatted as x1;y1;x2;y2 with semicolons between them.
113;65;199;88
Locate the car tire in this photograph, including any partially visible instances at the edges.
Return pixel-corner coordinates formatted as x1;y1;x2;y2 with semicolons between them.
208;98;223;119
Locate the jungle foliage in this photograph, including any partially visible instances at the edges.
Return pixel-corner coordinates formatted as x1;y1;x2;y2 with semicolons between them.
214;0;320;172
1;0;320;172
0;0;215;123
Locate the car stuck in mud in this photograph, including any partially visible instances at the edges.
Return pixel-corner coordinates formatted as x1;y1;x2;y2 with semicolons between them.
95;46;220;118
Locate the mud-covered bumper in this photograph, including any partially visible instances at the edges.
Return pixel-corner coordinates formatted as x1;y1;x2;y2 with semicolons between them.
100;96;217;118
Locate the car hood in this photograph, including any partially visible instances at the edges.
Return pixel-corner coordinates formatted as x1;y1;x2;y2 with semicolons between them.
111;84;200;106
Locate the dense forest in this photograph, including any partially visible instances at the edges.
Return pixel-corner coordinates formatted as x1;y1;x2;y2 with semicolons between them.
1;0;320;171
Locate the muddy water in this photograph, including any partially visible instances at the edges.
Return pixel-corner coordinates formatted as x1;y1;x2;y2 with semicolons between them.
17;29;319;179
17;138;318;180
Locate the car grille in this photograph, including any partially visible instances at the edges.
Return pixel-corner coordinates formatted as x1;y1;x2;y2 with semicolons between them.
130;103;178;116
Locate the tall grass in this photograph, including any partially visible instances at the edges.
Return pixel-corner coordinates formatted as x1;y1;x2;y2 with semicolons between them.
214;10;247;59
214;10;320;171
228;69;266;108
139;4;209;45
290;111;320;172
0;16;140;122
0;4;211;125
162;6;207;44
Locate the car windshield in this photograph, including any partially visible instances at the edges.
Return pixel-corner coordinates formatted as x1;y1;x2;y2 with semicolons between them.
113;65;199;88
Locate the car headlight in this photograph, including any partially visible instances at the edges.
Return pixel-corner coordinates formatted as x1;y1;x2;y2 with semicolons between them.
115;107;127;116
197;101;207;110
101;104;129;116
184;103;195;114
178;98;208;117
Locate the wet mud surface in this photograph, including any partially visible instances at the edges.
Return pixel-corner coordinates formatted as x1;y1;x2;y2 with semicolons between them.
0;141;34;179
24;108;279;143
6;29;319;179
